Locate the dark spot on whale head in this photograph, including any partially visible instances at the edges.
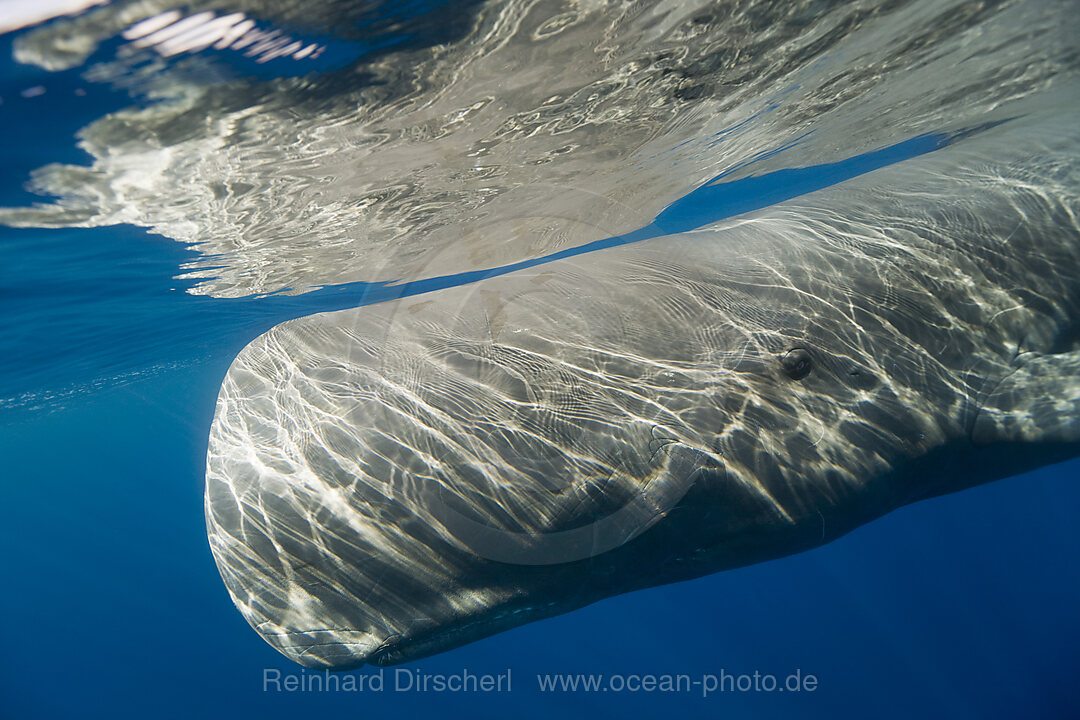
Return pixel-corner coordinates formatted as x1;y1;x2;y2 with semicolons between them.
781;348;813;380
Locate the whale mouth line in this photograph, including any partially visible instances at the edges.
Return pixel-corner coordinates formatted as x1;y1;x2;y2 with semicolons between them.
363;598;565;668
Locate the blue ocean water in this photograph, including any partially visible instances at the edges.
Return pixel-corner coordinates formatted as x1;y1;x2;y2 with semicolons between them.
2;2;1079;718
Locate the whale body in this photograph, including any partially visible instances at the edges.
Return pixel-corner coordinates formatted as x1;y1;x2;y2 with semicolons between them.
204;117;1080;669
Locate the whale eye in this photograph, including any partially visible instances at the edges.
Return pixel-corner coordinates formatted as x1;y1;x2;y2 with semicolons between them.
781;348;813;380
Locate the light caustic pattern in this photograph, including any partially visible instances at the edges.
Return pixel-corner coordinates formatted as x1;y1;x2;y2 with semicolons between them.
3;0;1078;670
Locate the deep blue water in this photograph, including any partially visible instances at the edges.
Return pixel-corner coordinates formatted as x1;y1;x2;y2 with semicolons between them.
2;5;1079;720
